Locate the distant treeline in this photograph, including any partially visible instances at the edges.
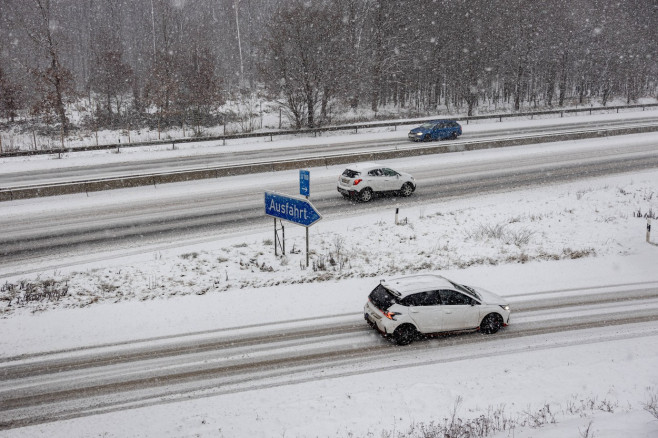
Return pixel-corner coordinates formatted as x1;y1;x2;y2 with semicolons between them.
0;0;656;133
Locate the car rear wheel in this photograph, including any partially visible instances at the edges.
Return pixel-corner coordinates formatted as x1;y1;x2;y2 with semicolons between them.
400;183;414;197
451;131;458;139
480;313;503;334
393;324;418;346
359;188;373;202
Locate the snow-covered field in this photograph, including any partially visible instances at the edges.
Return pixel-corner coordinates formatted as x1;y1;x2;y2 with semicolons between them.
2;164;658;437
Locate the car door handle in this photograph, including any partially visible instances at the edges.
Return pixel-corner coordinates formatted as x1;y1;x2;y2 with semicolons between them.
444;310;453;314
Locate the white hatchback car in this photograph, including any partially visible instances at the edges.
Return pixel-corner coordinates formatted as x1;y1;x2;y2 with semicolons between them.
337;162;416;202
364;274;511;345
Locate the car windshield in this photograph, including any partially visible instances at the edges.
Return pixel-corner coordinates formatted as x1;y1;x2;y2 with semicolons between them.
368;284;399;310
419;122;435;129
342;169;360;178
447;280;482;300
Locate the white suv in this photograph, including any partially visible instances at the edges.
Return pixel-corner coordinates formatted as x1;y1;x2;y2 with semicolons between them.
364;274;511;345
337;162;416;202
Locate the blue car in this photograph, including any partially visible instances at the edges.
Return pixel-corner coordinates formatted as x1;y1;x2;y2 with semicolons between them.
408;120;462;142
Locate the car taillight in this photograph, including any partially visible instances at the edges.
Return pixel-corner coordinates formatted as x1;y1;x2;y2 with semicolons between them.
353;178;362;186
383;311;399;320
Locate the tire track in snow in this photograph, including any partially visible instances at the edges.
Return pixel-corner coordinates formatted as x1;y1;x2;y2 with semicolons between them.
0;288;657;429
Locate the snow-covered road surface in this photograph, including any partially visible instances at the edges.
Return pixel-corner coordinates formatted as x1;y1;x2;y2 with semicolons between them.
2;132;657;277
2;111;657;188
1;282;657;430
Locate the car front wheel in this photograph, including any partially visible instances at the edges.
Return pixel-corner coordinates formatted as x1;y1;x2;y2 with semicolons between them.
480;313;503;334
400;183;414;197
393;324;418;346
359;188;373;202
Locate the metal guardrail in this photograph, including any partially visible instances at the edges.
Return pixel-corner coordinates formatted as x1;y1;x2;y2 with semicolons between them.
2;103;657;158
2;122;657;202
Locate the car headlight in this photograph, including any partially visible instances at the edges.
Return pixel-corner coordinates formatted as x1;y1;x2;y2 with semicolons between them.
499;305;510;311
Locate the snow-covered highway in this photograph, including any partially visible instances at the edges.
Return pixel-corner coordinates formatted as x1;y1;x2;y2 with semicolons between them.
1;112;657;190
1;130;657;277
1;283;657;430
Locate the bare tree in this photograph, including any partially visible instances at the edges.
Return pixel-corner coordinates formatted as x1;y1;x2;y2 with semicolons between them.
0;67;22;122
20;0;73;133
179;47;223;134
90;50;133;124
260;1;337;128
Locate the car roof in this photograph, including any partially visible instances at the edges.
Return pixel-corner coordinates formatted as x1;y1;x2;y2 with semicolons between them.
344;162;384;171
382;274;456;297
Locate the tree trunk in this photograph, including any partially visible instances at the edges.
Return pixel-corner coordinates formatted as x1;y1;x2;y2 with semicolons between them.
514;63;524;111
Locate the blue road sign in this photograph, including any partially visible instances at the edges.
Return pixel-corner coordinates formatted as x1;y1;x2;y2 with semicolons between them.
264;191;322;227
299;169;310;197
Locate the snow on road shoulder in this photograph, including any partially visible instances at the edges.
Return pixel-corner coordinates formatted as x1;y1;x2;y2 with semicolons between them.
1;168;657;320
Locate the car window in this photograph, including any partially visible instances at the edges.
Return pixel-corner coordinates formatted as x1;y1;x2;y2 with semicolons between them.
368;169;383;177
368;284;399;310
382;168;398;177
401;291;441;306
438;289;473;305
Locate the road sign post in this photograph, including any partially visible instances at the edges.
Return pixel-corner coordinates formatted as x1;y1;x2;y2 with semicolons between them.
264;191;322;267
299;169;311;266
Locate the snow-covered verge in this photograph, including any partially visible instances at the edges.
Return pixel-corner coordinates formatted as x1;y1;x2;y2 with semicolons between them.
2;169;656;317
1;169;658;437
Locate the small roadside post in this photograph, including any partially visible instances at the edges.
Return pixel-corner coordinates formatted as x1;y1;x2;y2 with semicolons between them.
648;218;652;244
